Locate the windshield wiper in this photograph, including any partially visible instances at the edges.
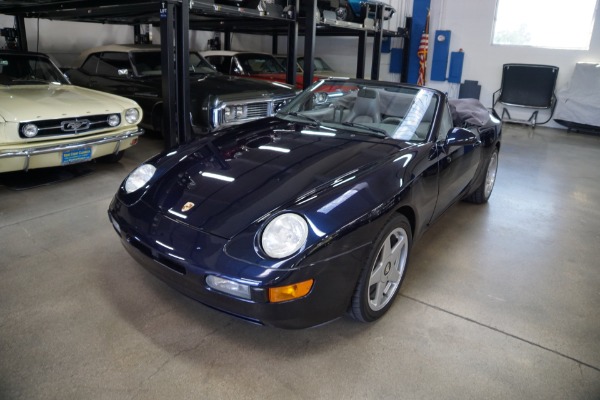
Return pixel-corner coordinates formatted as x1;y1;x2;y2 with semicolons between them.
282;111;321;127
341;122;388;138
9;78;53;84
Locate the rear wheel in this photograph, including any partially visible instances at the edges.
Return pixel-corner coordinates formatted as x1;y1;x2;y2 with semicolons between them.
350;214;412;322
465;148;499;204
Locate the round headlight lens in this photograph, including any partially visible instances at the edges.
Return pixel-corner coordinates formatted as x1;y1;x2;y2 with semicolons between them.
125;108;140;124
124;164;156;193
22;123;39;138
107;114;121;127
261;213;308;259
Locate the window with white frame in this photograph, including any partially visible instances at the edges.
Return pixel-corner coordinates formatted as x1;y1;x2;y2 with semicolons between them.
492;0;598;50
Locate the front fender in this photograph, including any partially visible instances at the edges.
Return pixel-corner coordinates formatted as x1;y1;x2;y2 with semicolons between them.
223;158;415;270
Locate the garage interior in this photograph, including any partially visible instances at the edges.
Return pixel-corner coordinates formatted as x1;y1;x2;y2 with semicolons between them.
1;0;600;399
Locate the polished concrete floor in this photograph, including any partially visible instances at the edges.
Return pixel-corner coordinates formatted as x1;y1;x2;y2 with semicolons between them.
1;125;599;399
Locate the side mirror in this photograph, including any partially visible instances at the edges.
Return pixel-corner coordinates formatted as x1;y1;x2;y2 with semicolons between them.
444;127;480;147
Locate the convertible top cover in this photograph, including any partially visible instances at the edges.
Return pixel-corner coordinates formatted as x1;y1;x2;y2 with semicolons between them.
448;98;491;128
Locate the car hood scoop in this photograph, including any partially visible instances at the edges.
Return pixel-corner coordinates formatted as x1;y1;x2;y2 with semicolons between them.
145;122;403;239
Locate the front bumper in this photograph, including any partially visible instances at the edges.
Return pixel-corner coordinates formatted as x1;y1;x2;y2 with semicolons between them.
108;197;368;329
0;128;144;173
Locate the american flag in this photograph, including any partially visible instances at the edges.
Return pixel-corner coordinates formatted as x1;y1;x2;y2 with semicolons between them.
417;11;430;86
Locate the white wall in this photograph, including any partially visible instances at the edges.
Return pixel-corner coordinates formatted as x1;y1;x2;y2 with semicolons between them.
235;0;600;129
0;15;214;67
424;0;600;128
264;0;408;82
3;0;599;129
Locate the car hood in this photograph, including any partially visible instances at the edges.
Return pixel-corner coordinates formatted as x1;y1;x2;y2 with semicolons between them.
0;84;137;122
190;74;295;97
142;119;408;239
246;73;312;89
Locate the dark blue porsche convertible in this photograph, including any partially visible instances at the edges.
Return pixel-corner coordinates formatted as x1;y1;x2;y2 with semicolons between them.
108;79;501;329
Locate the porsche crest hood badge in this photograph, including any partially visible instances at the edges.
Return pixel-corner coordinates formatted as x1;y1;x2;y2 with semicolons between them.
181;202;195;212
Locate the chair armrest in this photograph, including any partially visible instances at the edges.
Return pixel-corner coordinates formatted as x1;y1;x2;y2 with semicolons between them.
492;89;502;106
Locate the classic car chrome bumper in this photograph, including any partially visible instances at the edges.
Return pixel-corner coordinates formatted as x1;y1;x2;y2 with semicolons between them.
0;128;144;172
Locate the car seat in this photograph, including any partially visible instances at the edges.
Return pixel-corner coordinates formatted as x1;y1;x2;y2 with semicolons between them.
345;88;381;123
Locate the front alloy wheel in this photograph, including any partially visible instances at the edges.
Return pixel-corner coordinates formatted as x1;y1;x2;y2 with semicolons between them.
350;214;411;322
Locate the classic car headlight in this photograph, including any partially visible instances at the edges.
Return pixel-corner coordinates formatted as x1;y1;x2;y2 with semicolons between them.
223;105;246;122
124;164;156;193
125;108;140;124
107;114;121;127
261;213;308;259
22;123;39;138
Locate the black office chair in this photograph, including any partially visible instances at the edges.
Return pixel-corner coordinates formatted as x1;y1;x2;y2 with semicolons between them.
493;64;559;127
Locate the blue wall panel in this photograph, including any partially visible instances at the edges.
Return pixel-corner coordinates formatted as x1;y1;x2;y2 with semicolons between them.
431;30;451;81
448;51;465;83
389;48;403;73
407;0;431;84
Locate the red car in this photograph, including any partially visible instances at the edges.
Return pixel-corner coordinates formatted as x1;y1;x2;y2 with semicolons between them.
202;51;320;90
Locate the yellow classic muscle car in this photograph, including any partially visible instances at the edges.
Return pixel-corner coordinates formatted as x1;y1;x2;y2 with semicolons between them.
0;50;143;173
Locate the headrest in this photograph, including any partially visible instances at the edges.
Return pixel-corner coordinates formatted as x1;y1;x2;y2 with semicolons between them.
357;88;378;99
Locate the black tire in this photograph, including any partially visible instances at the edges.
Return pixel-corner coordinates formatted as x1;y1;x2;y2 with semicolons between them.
465;148;499;204
96;151;124;164
350;214;412;322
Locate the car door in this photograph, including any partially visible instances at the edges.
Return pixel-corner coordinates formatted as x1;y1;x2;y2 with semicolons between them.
67;53;98;86
430;100;481;220
205;55;233;75
88;52;136;98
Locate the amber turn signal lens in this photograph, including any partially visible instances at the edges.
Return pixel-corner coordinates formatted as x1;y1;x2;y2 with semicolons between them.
268;279;314;303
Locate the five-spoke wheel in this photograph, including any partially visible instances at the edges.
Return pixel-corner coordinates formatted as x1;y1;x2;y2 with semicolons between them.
350;214;412;322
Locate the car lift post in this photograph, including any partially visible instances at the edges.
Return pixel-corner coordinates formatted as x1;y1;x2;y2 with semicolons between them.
356;30;367;79
370;4;384;80
160;0;191;148
14;15;27;51
285;0;299;89
303;0;317;89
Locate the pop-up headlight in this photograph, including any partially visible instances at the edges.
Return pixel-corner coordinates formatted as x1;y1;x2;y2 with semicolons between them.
124;164;156;193
261;213;308;259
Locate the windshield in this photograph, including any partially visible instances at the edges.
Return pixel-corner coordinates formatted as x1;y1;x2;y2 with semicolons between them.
236;53;286;74
278;80;439;142
275;56;303;73
298;57;333;72
131;51;216;77
0;53;68;85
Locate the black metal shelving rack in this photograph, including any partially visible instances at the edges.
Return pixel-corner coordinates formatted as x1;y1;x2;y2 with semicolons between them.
0;0;406;148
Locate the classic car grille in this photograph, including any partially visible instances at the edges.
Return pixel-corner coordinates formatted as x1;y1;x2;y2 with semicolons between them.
214;95;295;129
19;114;118;138
246;103;269;118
